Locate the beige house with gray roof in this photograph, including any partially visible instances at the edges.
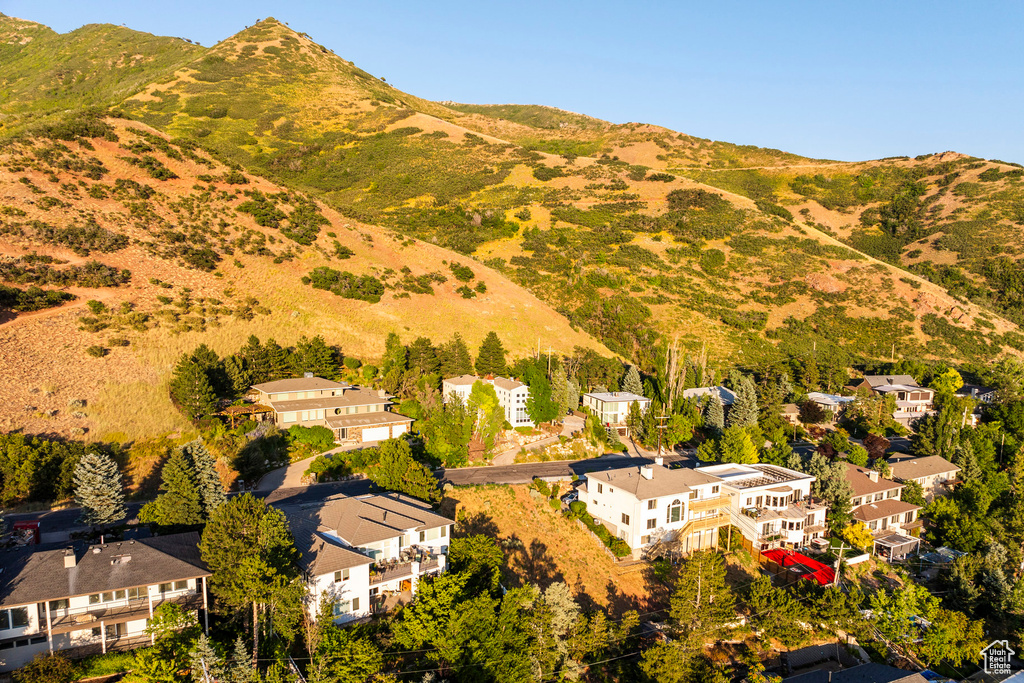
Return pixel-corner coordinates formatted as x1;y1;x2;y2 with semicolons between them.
286;494;452;623
252;376;413;443
886;455;960;501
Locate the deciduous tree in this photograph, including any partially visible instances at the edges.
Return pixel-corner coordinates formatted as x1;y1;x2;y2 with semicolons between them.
367;438;440;503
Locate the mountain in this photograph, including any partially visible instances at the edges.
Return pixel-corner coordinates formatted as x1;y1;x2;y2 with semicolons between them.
0;114;607;440
1;15;1022;442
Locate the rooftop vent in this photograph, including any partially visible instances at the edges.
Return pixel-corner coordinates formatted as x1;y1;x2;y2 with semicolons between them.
92;547;101;554
654;456;664;467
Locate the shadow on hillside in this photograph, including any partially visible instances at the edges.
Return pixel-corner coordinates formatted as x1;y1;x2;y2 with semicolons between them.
514;539;564;590
605;578;645;619
455;510;500;538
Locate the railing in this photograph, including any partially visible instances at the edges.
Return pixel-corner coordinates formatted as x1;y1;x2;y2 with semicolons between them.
689;495;732;513
369;562;415;585
48;592;202;633
61;633;153;659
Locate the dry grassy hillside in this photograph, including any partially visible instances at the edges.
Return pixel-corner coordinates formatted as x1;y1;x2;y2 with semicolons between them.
0;117;609;440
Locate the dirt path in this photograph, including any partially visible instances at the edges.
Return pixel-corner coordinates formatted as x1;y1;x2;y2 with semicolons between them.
1;286;116;327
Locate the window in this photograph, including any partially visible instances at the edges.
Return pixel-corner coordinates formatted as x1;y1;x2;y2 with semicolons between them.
369;587;379;597
609;488;614;494
647;519;656;530
333;601;352;616
0;607;28;631
852;497;861;507
158;581;189;595
874;493;883;502
641;535;650;545
334;569;350;583
869;521;878;530
905;511;915;523
419;531;426;542
666;499;682;524
891;515;899;524
755;496;763;507
441;526;447;538
689;491;698;500
621;513;630;525
597;484;603;494
351;597;360;611
647;500;657;510
283;412;297;423
48;600;68;611
712;485;720;494
745;497;752;506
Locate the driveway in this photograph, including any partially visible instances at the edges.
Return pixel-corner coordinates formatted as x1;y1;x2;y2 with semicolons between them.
254;441;381;491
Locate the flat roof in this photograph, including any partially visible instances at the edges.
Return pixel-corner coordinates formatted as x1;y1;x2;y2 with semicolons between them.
584;391;649;403
252;377;350;393
698;463;811;490
325;412;414;429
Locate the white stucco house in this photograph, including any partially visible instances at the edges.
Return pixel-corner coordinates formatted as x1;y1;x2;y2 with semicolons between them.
287;493;453;623
442;374;533;426
696;462;828;551
579;458;730;558
582;391;651;431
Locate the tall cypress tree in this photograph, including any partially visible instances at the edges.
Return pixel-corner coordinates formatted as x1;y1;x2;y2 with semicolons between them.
294;335;337;379
183;439;226;518
73;452;126;527
239;335;270;385
475;332;508;377
138;450;203;528
191;344;229;395
224;355;252;397
551;365;571;416
439;334;473;378
381;333;408;374
622;365;644;396
263;339;291;381
408;337;439;375
170;356;217;421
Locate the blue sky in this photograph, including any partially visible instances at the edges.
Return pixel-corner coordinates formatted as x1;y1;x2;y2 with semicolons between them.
7;1;1023;163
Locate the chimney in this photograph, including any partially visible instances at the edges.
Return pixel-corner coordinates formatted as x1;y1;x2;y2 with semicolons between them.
654;456;664;467
868;470;879;482
304;372;314;378
378;389;387;398
640;467;653;480
63;548;76;569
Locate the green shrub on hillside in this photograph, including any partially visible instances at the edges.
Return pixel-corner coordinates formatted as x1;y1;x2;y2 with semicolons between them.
303;267;384;303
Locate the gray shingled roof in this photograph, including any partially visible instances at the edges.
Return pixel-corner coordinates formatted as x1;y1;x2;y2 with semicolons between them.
862;375;920;389
288;517;374;577
784;662;927;683
0;533;209;607
269;387;391;413
887;455;960;481
302;494;452;547
585;464;720;499
252;377;350;393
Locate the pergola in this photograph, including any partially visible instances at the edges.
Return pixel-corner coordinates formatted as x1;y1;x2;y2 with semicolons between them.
873;532;921;561
217;404;275;428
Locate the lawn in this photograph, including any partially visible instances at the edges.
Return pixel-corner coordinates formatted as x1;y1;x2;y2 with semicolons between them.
448;484;670;617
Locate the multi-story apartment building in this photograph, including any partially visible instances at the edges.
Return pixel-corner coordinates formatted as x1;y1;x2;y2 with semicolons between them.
857;375;935;427
0;533;210;672
286;493;453;624
441;374;533;427
579;459;730;558
252;376;413;444
886;455;960;501
697;463;828;551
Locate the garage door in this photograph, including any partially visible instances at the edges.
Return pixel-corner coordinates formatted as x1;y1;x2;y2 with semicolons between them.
362;426;391;442
392;424;408;437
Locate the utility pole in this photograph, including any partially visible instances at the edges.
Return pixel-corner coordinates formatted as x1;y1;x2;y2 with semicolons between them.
833;541;852;586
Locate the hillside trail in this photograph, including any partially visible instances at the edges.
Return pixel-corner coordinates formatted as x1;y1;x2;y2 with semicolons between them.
668;162;856;172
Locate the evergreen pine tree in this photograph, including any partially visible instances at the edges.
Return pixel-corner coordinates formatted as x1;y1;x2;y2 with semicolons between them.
224;355;252;397
191;344;228;395
294;335;337;379
263;339;291;381
727;375;759;429
239;335;270;384
627;401;647;443
474;332;508;377
408;337;439;375
802;358;820;391
439;334;473;378
170;356;217;421
229;636;259;682
622;365;644;396
139;450;203;528
705;393;725;433
189;634;225;683
381;332;408;375
183;439;226;518
73;452;127;527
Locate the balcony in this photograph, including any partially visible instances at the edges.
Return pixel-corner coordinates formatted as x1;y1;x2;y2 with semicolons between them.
61;633;153;659
368;548;444;585
48;592;203;635
689;495;731;514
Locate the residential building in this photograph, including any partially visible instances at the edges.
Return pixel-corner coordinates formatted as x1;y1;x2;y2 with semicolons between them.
252;376;413;444
681;386;736;406
579;459;729;558
442;374;533;427
844;463;922;557
582;391;651;432
955;383;997;404
780;403;800;425
886;455;960;501
286;493;453;624
697;463;828;551
857;375;935;426
805;392;856;419
0;533;210;672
